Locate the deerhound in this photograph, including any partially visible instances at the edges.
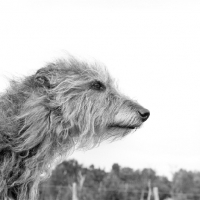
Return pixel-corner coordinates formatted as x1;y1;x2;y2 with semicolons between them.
0;57;150;200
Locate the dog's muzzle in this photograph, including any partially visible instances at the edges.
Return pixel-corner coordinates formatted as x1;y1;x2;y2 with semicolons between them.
108;100;150;129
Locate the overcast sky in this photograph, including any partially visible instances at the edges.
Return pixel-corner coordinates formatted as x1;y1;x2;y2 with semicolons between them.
0;0;200;179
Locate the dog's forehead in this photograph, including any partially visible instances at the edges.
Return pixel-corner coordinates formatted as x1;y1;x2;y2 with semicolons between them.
38;59;114;87
57;59;111;83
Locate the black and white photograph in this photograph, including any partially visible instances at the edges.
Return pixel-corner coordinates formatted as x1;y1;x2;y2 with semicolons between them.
0;1;200;200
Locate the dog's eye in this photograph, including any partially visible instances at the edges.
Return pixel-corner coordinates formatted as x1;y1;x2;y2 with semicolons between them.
90;81;106;91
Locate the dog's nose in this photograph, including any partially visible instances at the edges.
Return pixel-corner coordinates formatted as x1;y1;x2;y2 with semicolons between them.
137;108;150;122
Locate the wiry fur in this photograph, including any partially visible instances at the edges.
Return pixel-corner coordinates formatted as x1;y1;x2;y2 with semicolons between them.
0;58;149;200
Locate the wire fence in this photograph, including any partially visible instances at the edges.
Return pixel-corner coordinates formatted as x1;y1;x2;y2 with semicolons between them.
38;185;200;199
39;184;200;196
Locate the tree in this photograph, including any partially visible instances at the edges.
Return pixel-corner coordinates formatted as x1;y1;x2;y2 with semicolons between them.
80;166;106;200
102;170;124;200
154;176;171;200
41;159;82;200
172;169;200;200
112;163;120;176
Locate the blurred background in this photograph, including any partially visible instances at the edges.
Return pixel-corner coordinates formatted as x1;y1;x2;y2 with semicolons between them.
0;0;200;199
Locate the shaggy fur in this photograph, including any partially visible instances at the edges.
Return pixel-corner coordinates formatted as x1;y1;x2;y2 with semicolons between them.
0;57;149;200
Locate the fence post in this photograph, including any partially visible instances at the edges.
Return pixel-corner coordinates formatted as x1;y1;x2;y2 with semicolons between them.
147;180;152;200
72;182;78;200
153;187;159;200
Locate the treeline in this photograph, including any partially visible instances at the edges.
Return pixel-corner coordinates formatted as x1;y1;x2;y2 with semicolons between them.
38;159;200;200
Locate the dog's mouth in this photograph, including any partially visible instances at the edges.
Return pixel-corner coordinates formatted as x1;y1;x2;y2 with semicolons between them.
107;123;139;130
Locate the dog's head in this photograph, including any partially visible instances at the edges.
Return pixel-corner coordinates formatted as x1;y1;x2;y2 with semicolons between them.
34;58;150;149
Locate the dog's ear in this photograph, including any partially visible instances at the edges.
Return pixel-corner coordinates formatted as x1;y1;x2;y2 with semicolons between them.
34;69;51;89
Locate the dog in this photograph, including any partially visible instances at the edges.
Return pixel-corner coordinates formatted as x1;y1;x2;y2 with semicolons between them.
0;57;149;199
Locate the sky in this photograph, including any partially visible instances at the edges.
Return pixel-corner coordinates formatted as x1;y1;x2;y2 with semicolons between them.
0;0;200;180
